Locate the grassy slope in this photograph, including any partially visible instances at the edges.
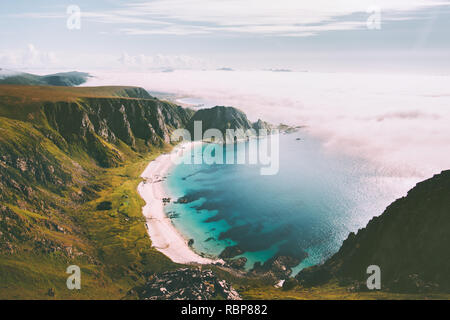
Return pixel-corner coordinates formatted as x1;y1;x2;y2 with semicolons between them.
0;71;89;87
241;282;450;300
0;136;183;299
0;85;182;299
0;84;154;106
0;139;180;299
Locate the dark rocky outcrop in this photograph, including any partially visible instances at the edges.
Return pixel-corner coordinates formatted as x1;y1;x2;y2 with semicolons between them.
219;245;244;259
251;254;302;279
186;106;277;142
133;268;241;300
96;201;112;211
186;106;253;141
296;170;450;293
186;106;300;142
252;119;272;132
227;257;248;270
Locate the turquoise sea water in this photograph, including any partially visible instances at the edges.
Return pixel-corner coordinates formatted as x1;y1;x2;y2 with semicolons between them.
165;132;397;274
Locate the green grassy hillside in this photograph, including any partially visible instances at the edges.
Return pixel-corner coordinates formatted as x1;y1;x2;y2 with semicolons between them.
0;85;187;299
0;71;90;86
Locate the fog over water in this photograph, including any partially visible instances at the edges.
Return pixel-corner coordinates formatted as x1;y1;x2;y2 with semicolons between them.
85;69;450;183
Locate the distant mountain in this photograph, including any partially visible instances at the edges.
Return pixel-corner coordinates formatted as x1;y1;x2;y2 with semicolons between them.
0;69;90;86
267;68;292;72
216;67;234;71
186;106;252;140
296;170;450;293
186;106;275;141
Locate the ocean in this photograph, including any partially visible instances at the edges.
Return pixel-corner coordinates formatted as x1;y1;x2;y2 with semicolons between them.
164;131;403;274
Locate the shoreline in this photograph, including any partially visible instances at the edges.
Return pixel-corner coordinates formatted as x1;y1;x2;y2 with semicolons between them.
138;142;223;265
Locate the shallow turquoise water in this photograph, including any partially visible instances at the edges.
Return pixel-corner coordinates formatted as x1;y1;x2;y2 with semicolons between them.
165;132;396;274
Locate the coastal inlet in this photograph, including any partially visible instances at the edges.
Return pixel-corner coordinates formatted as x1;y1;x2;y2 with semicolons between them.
164;132;401;275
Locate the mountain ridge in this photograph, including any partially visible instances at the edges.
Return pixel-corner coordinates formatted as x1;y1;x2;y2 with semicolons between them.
186;105;274;141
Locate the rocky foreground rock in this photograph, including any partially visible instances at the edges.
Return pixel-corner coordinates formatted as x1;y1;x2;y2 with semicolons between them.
132;268;242;300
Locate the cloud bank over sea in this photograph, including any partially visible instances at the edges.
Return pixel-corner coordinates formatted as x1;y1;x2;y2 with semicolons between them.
84;69;450;189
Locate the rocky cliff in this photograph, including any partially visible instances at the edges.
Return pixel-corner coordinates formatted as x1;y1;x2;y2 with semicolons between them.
296;170;450;293
186;106;274;141
187;106;252;138
0;85;194;168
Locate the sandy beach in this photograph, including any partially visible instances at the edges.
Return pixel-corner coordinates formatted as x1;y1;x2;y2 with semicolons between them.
138;142;220;265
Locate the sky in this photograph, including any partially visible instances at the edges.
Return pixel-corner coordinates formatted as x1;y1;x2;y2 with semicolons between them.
1;0;450;72
1;1;449;198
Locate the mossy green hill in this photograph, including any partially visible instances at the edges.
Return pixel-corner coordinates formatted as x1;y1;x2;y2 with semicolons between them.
0;85;191;298
0;71;90;87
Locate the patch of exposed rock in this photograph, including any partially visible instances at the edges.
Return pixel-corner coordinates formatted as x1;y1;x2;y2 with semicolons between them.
251;255;302;279
226;257;248;270
132;268;241;300
219;245;244;259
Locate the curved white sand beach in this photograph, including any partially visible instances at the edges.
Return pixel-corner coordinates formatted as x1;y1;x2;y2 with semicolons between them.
138;142;220;265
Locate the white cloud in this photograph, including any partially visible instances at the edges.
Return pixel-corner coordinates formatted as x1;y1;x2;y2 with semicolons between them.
119;26;211;36
80;12;171;25
0;44;58;68
0;44;208;71
117;52;209;70
115;0;448;36
10;0;449;36
84;69;450;183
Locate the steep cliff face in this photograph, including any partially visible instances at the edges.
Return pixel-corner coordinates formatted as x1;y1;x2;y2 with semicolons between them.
40;97;192;166
187;106;252;137
0;85;194;168
296;170;450;293
186;106;273;141
252;119;273;132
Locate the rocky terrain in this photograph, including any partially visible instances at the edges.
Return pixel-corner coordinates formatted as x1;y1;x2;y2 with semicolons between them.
186;105;276;141
131;268;241;300
251;255;303;279
296;170;450;293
